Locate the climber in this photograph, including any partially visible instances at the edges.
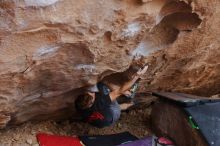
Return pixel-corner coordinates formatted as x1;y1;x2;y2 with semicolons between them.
75;65;148;128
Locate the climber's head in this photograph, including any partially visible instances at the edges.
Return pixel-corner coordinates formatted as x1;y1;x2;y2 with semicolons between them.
75;92;95;110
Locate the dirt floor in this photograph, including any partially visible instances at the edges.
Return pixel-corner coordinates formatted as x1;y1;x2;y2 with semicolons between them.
0;96;154;146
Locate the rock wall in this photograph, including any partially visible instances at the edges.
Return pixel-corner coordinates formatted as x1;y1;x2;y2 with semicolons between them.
0;0;219;127
142;0;220;96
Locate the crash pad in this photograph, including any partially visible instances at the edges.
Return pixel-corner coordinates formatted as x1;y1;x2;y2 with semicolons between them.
184;102;220;146
37;133;83;146
152;92;220;146
79;132;138;146
152;92;220;107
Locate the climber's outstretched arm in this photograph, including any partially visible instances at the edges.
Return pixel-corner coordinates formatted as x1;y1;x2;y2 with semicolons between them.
109;65;148;101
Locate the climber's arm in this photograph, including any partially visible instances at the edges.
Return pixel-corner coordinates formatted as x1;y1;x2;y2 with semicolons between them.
109;65;148;101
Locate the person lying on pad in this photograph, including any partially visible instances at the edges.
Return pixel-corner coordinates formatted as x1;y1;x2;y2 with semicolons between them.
75;65;148;128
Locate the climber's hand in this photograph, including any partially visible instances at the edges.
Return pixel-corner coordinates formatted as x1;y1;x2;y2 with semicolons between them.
136;65;148;76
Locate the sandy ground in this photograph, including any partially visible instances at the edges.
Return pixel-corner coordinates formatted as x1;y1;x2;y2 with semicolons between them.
0;99;154;146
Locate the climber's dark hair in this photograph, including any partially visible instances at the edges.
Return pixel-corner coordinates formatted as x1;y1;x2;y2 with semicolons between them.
75;93;94;110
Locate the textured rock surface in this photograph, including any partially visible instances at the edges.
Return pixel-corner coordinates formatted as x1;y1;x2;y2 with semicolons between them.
0;0;219;127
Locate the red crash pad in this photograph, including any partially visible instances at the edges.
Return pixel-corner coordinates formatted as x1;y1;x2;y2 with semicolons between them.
37;133;83;146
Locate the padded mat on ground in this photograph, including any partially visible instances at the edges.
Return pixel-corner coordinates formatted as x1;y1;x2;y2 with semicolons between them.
184;102;220;146
37;133;83;146
152;92;220;107
79;132;138;146
117;137;152;146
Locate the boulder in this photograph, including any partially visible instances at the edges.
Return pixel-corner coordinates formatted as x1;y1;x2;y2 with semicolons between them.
0;0;219;127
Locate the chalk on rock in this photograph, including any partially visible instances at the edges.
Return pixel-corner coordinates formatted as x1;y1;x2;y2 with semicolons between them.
24;0;59;7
